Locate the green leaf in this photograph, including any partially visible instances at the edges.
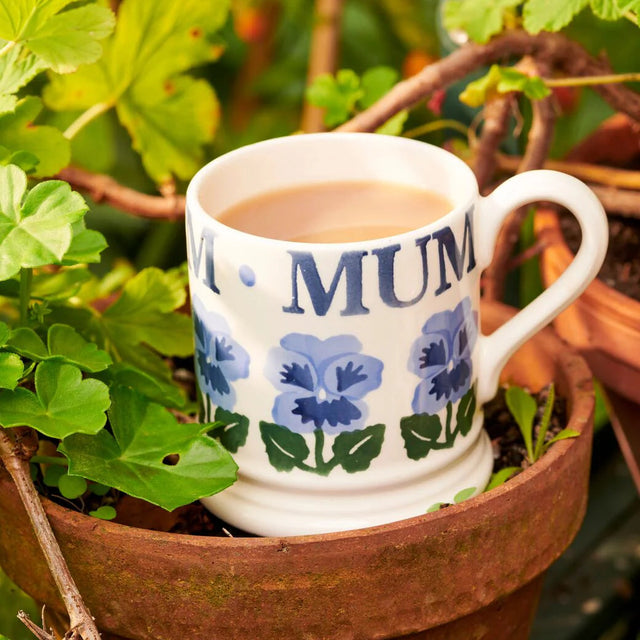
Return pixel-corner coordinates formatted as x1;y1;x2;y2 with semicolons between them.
31;266;93;300
426;502;444;513
486;466;520;491
58;473;87;499
0;165;87;280
0;352;23;389
44;0;229;183
375;110;408;136
359;66;398;109
0;321;9;345
0;361;109;438
544;428;580;448
0;0;115;73
523;0;589;33
209;407;249;453
505;385;537;462
43;463;65;487
590;0;626;19
259;421;310;472
47;324;112;372
62;221;107;265
453;487;476;503
455;385;477;437
6;327;48;360
443;0;522;43
60;387;237;511
0;97;70;177
0;44;46;110
305;69;363;127
400;413;443;460
533;383;555;460
89;505;116;520
89;482;110;496
332;424;385;473
97;267;193;377
459;65;551;107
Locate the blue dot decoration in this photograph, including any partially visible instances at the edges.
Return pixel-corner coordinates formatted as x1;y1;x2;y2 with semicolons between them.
239;265;256;287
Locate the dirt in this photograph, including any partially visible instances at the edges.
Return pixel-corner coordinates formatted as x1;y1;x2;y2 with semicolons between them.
561;212;640;300
36;385;566;538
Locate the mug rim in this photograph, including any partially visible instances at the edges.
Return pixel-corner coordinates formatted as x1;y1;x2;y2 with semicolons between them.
186;132;479;251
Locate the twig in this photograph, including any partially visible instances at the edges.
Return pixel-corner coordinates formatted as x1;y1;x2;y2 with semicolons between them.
496;154;640;189
338;31;640;133
473;95;515;192
484;57;556;302
0;427;101;640
589;184;640;219
301;0;345;132
18;610;54;640
506;239;550;271
56;166;185;221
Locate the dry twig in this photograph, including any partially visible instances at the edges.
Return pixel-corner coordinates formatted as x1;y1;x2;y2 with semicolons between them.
0;427;101;640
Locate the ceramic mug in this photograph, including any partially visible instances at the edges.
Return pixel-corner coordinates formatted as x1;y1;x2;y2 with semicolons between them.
185;133;607;537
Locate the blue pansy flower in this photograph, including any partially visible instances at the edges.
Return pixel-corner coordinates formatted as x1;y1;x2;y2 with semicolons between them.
408;297;478;415
192;298;250;411
266;334;383;434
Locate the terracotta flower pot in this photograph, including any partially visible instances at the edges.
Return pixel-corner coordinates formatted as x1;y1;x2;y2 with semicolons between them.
0;302;594;640
535;207;640;404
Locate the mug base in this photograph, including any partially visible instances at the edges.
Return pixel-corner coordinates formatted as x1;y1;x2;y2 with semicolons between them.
200;430;493;537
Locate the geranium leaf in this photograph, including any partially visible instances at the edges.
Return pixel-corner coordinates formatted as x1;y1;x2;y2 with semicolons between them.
0;0;115;74
0;165;87;280
523;0;590;33
47;324;112;372
31;266;93;301
305;69;363;127
0;361;110;438
62;220;107;265
590;0;625;18
0;352;23;389
97;267;193;377
7;327;48;360
443;0;522;43
0;320;9;346
43;0;229;183
0;44;46;112
0;97;70;177
359;66;398;109
60;386;237;511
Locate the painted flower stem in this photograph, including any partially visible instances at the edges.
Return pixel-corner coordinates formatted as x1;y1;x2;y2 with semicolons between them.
19;268;32;327
445;403;453;442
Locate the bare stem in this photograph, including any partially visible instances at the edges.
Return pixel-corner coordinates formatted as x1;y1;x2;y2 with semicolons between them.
0;427;101;640
403;118;469;139
0;40;17;57
301;0;345;132
589;184;640;219
64;103;113;140
544;72;640;88
56;166;185;220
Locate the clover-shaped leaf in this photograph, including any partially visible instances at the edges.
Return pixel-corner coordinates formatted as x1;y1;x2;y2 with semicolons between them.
306;69;363;127
0;164;88;280
60;386;237;511
8;324;111;372
0;361;110;438
0;0;115;74
0;353;23;390
44;0;229;183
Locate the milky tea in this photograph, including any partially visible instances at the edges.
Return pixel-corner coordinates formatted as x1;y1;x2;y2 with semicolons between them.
215;181;453;242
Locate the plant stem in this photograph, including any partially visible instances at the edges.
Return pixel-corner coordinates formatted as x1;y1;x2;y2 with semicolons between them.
31;455;69;467
64;102;113;140
0;426;102;640
0;40;16;57
544;72;640;88
403;119;469;139
19;268;33;327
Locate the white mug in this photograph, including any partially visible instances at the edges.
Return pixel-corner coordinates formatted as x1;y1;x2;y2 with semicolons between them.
186;133;607;537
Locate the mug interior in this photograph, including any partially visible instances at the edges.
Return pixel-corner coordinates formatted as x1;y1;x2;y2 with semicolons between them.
188;133;478;243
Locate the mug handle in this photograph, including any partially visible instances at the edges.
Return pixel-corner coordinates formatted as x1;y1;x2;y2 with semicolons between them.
475;169;608;404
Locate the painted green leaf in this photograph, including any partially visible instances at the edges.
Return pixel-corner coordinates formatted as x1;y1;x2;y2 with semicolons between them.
523;0;589;33
455;386;477;437
0;361;109;438
332;424;385;473
89;505;116;520
486;466;520;491
443;0;522;43
505;385;537;461
0;0;115;73
453;487;476;503
260;421;310;472
359;66;398;109
96;267;193;378
306;69;363;127
0;97;70;176
58;473;87;499
400;413;443;460
459;65;550;107
210;407;249;453
60;387;237;511
0;164;87;280
0;352;23;389
43;0;229;183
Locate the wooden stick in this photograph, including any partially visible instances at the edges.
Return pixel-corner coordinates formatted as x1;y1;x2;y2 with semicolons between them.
590;184;640;219
0;427;101;640
301;0;345;132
